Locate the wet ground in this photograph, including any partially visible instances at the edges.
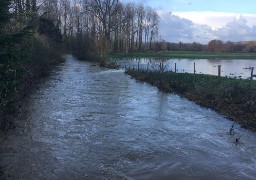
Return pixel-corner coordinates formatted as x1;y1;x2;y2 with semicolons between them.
0;55;256;179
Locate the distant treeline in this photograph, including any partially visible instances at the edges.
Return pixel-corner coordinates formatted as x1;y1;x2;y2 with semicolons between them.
56;0;160;61
154;40;256;53
6;0;160;62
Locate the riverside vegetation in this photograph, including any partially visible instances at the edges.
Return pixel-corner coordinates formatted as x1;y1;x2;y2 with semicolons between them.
0;1;64;130
125;69;256;131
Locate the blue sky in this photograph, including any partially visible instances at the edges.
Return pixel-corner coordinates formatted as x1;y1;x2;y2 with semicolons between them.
142;0;255;14
127;0;255;13
124;0;256;43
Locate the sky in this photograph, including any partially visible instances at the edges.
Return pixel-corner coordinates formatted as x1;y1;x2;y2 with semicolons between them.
123;0;256;44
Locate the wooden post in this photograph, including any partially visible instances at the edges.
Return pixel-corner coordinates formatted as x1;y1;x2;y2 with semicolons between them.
147;63;149;72
218;65;221;77
138;62;140;71
218;65;221;83
194;62;196;74
251;67;254;81
175;63;177;73
160;62;163;72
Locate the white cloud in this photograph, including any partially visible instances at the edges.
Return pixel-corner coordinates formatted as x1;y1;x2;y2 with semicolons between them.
158;10;215;43
215;16;256;42
158;10;256;44
191;24;216;44
159;11;192;40
173;11;256;29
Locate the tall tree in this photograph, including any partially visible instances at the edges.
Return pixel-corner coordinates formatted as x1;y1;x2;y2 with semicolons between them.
60;0;160;59
137;5;145;50
0;0;11;29
0;0;23;112
0;0;12;56
84;0;122;53
60;0;71;40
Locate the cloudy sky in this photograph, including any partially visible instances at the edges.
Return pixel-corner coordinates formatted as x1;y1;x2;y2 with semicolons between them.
124;0;256;44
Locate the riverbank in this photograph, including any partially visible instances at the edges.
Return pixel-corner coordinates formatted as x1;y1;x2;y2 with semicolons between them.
125;69;256;131
0;36;65;132
112;51;256;60
0;59;65;132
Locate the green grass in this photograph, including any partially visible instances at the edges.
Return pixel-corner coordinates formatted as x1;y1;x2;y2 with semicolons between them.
111;51;256;60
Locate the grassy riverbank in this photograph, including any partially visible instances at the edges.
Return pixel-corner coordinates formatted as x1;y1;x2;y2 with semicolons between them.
126;69;256;131
112;51;256;59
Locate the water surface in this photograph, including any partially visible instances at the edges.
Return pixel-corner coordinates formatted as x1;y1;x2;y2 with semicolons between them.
0;55;256;179
116;58;256;79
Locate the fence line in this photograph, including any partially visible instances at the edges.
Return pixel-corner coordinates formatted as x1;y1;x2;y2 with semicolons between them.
116;61;255;80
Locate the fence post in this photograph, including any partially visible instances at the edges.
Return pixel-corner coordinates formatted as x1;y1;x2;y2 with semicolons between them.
160;62;163;73
218;65;221;83
218;65;221;77
138;62;140;71
251;67;254;81
147;63;149;72
194;62;196;74
175;63;177;73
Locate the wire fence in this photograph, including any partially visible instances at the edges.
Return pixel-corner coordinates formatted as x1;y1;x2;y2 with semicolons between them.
114;60;256;81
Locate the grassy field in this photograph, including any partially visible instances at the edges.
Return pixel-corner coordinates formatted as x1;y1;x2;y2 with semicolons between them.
126;69;256;131
111;51;256;60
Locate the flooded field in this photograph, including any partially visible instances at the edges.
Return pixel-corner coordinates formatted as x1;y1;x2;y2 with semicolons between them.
116;58;256;79
0;55;256;179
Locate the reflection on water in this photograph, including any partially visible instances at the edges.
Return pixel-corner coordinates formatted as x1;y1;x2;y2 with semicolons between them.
117;58;256;79
0;55;256;179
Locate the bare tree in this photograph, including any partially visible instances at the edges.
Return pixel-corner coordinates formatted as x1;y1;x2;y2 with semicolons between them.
84;0;122;53
47;0;161;59
60;0;71;40
137;5;145;50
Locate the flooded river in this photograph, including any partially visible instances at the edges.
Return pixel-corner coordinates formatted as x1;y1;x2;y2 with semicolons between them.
1;55;256;179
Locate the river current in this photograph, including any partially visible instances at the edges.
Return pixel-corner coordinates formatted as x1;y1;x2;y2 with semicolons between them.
0;55;256;179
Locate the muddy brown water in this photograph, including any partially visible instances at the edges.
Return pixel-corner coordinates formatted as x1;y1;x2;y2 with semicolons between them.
0;55;256;179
